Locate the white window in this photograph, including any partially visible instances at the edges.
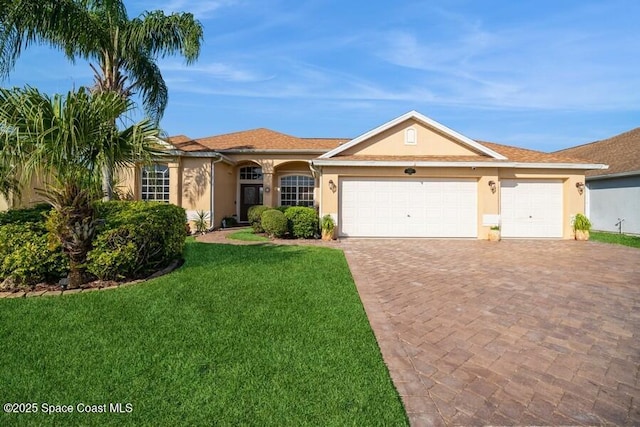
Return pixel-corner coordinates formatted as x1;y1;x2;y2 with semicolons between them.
405;128;417;145
239;166;263;181
141;164;170;202
280;175;314;207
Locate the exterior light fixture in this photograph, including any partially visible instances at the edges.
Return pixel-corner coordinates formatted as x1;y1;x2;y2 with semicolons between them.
488;180;497;194
328;179;337;193
264;186;271;193
575;182;585;195
404;167;416;175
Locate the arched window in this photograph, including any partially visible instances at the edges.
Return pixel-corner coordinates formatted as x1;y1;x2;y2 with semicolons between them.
141;164;170;202
280;175;314;207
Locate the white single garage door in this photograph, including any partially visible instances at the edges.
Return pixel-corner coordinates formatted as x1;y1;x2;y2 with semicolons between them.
340;178;478;237
501;180;563;238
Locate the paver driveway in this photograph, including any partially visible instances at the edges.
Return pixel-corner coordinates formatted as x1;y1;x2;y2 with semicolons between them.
343;239;640;426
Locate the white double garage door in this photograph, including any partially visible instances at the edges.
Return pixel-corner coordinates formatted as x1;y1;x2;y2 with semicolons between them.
340;178;563;238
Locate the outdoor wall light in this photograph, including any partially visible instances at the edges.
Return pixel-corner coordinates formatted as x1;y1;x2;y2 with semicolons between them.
404;167;416;175
264;186;271;193
328;179;337;193
576;182;585;195
488;180;497;194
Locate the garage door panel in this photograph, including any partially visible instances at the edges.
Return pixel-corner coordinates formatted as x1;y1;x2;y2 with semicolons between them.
340;178;477;238
501;180;563;238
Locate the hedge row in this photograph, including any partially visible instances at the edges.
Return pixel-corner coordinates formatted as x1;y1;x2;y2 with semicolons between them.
247;205;319;239
0;201;187;286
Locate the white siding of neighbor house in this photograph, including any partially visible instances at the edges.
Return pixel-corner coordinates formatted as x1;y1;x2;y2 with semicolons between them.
587;175;640;235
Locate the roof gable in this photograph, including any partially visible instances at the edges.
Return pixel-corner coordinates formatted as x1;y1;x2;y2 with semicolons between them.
554;127;640;177
319;111;507;160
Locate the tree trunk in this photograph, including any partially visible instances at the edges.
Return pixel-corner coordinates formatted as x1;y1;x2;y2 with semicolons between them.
102;164;113;201
68;259;85;289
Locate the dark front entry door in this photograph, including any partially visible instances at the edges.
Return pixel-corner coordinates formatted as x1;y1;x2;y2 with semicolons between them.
240;184;263;222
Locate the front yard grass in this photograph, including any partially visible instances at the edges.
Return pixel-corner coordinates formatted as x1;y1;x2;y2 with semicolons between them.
591;231;640;248
226;227;269;242
0;241;407;426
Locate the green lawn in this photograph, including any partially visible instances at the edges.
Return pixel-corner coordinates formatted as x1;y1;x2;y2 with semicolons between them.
226;227;269;242
591;231;640;248
0;241;407;426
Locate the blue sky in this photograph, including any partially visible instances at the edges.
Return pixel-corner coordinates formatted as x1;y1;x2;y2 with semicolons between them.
4;0;640;151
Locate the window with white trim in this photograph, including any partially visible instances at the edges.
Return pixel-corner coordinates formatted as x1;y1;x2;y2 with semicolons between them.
141;164;170;202
405;127;417;145
280;175;314;207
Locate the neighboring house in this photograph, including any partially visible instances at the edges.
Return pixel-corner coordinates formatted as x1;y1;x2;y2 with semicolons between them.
3;111;607;239
555;128;640;235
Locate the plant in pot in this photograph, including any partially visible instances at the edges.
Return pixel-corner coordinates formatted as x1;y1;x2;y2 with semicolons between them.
321;214;335;241
573;213;592;241
488;225;501;242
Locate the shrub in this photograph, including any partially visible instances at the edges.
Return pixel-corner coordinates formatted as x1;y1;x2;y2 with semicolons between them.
0;203;51;226
0;223;68;286
221;216;237;228
321;214;335;233
573;213;592;231
248;205;270;233
261;209;288;238
275;206;290;213
87;201;187;280
285;206;318;239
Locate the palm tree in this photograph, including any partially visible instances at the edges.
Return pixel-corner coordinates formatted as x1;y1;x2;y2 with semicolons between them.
0;86;161;287
0;0;203;197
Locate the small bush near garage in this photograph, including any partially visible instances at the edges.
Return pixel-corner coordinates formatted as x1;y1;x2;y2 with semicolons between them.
87;201;187;280
284;206;318;239
0;223;68;286
248;205;271;233
261;209;288;238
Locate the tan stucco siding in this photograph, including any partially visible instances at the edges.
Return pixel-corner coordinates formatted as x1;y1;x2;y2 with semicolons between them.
181;158;212;223
115;166;138;200
340;119;480;157
214;161;236;227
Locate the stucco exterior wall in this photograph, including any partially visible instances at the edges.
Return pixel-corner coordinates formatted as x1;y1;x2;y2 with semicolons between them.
214;161;236;227
587;176;640;234
340;119;480;157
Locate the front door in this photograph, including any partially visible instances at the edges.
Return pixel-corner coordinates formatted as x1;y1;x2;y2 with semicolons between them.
240;184;263;222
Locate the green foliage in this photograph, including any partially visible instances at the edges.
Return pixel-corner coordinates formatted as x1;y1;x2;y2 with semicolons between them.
490;225;500;231
87;201;187;280
0;223;68;286
0;203;51;226
221;216;237;228
247;205;270;233
193;210;210;233
573;213;592;231
261;209;288;238
285;206;319;239
226;227;269;242
275;205;290;213
591;232;640;249
321;214;335;233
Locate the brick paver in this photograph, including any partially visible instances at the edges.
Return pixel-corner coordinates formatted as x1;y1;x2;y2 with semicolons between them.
342;239;640;426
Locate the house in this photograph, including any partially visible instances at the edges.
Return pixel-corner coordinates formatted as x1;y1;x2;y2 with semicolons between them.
115;111;605;239
555;128;640;235
3;111;606;239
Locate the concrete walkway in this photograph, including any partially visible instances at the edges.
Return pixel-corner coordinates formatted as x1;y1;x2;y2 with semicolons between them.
342;239;640;426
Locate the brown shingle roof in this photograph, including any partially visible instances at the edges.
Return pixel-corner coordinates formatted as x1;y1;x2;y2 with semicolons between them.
554;128;640;177
168;128;347;152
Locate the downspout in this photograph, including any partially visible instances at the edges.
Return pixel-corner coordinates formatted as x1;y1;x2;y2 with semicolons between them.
210;156;224;229
308;161;322;214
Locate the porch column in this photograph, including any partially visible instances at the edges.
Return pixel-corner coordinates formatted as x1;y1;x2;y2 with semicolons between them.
168;162;181;206
262;172;274;207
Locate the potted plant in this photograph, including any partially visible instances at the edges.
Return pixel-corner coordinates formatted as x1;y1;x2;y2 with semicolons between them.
573;213;592;241
194;210;210;235
488;225;501;241
321;214;335;241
